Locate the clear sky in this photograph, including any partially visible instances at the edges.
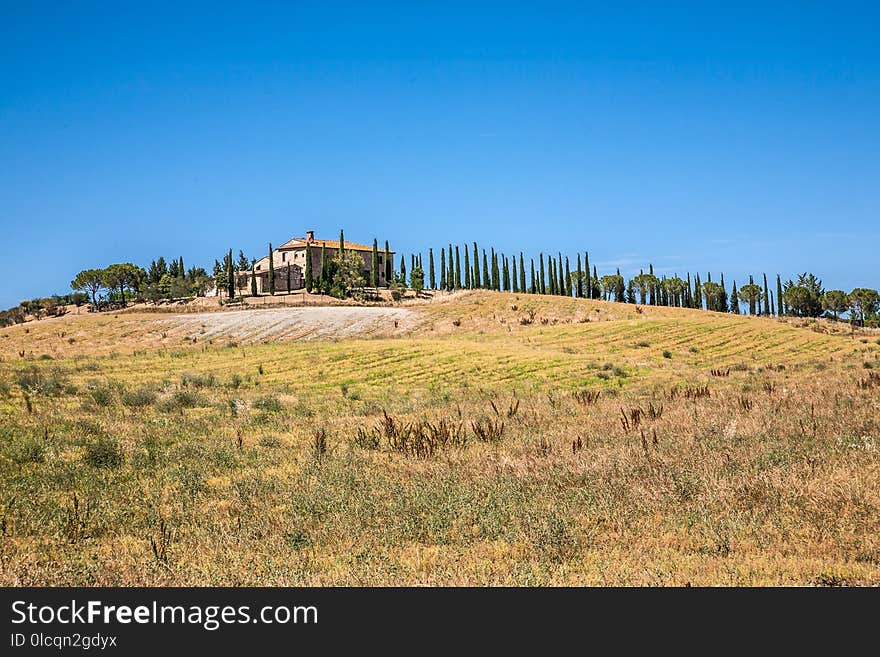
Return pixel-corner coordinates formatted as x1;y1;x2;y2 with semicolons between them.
1;1;878;307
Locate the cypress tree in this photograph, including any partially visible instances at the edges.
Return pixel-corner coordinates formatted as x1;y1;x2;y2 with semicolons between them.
564;258;571;297
268;243;275;295
250;259;258;296
320;243;327;287
584;252;591;299
547;258;555;295
592;265;599;299
305;243;314;292
400;253;407;284
179;256;185;278
649;264;656;305
384;241;392;284
748;275;756;315
731;281;740;314
491;248;499;290
719;273;728;312
557;255;565;296
227;249;236;299
447;245;454;290
440;249;446;290
539;254;546;294
464;249;471;289
686;273;692;307
763;273;771;316
370;239;379;288
576;254;583;298
428;248;436;290
777;275;785;317
482;251;490;289
473;243;481;289
511;257;518;293
501;256;509;292
694;273;702;309
519;253;526;293
530;259;536;294
339;229;345;257
455;246;462;289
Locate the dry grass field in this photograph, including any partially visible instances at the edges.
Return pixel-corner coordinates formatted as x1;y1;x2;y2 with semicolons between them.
1;291;878;585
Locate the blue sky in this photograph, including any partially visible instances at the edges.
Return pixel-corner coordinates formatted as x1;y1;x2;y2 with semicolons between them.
1;1;878;307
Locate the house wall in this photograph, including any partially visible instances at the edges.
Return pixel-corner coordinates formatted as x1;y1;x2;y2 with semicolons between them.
251;245;394;292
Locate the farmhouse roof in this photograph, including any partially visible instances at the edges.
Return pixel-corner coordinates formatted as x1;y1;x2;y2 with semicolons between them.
277;236;394;253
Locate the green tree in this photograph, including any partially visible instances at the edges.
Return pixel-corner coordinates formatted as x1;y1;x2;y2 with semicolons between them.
482;250;490;289
584;252;591;299
371;239;379;288
783;273;824;317
693;273;703;310
454;246;462;289
848;288;879;326
251;259;258;296
738;281;763;315
702;281;724;312
237;250;249;273
473;243;481;289
777;275;785;316
464;248;471;289
71;269;105;308
268;243;275;295
332;250;366;298
440;248;446;290
599;274;623;302
102;263;141;306
339;229;345;257
429;248;436;290
575;254;583;298
384;241;392;284
227;249;236;299
447;245;454;291
730;281;740;314
410;265;425;297
530;259;536;294
539;254;546;294
519;253;526;293
822;290;849;319
631;272;658;305
511;256;518;293
491;249;499;291
305;243;314;292
763;274;771;316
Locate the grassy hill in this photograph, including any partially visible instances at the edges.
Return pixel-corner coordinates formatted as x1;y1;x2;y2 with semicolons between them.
1;291;878;585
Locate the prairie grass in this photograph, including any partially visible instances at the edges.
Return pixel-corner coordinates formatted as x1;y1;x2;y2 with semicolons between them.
0;292;878;585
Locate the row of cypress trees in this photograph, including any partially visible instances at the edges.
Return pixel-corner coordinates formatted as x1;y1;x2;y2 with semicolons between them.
395;242;787;316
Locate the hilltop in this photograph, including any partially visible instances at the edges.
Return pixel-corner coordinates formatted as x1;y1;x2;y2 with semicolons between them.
1;291;878;586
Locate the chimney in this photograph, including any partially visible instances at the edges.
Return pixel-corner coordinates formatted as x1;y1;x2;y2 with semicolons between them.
306;230;315;242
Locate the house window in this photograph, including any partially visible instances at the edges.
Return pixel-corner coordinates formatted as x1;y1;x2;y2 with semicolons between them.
282;253;286;262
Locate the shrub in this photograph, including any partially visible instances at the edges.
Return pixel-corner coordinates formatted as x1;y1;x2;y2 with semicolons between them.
16;366;68;396
8;434;47;464
689;346;699;353
612;366;628;378
159;390;206;412
252;395;283;413
662;350;672;359
258;435;282;448
122;387;157;408
83;436;123;468
180;372;216;388
88;383;116;407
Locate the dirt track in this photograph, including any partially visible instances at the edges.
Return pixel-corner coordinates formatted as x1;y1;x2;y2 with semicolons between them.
156;306;418;344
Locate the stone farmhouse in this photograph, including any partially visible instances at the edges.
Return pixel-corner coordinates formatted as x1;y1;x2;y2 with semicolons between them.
249;231;394;294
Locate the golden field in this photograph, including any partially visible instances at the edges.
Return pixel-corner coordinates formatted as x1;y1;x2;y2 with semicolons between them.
1;290;878;585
